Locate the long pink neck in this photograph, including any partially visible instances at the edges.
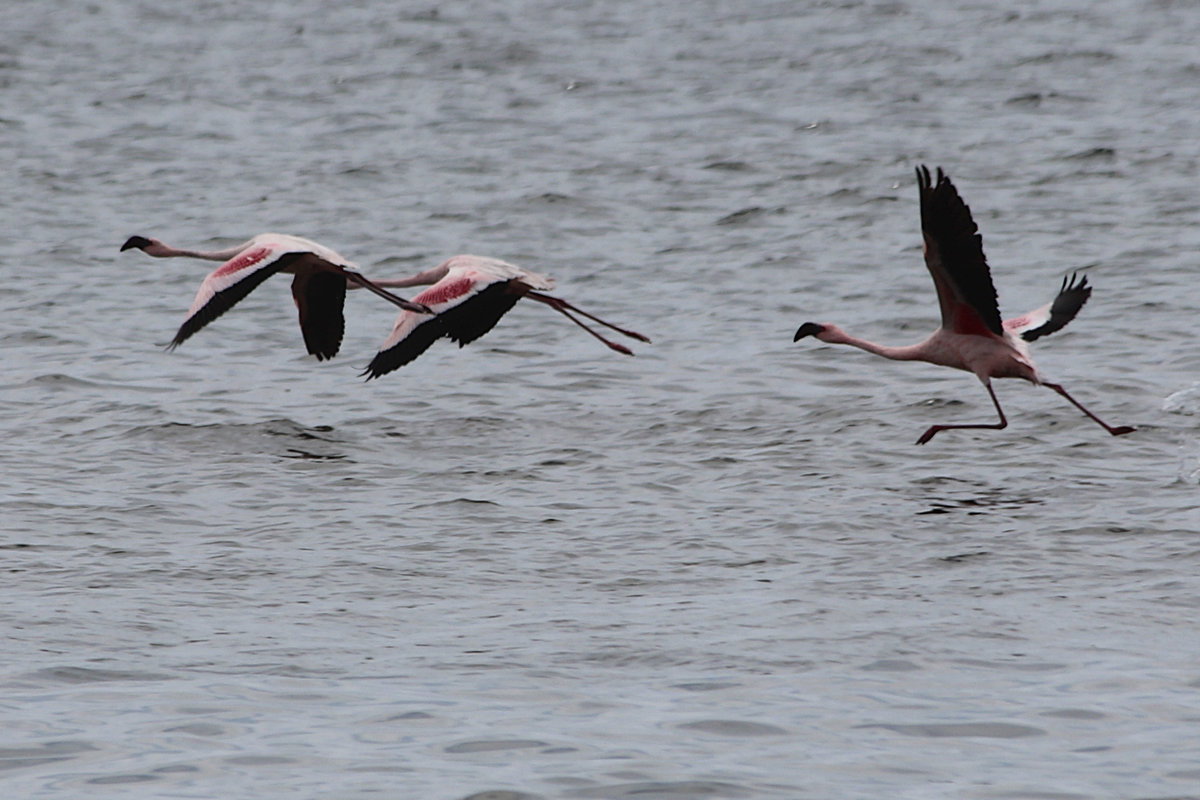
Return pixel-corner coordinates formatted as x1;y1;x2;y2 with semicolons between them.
821;327;927;362
145;241;250;261
368;263;451;289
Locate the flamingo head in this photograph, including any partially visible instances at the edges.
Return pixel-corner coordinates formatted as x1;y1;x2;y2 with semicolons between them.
793;322;828;342
120;235;158;252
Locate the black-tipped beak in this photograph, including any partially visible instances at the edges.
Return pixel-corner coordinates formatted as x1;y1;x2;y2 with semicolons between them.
120;235;152;251
793;322;825;342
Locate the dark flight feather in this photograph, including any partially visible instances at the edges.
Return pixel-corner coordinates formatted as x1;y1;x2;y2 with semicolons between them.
169;255;294;350
917;165;1004;336
1021;273;1091;342
292;270;347;360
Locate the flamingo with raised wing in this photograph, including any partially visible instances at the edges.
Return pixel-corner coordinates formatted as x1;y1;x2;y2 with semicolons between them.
356;254;650;379
121;233;430;360
793;166;1135;444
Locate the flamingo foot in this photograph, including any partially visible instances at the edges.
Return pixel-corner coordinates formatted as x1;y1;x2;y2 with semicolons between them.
916;426;942;445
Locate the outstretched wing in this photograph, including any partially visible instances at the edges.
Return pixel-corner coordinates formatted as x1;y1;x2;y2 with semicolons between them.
291;268;347;360
362;268;497;379
1003;273;1091;342
362;256;554;379
916;165;1003;337
170;247;300;349
441;281;525;346
431;256;548;345
360;313;448;379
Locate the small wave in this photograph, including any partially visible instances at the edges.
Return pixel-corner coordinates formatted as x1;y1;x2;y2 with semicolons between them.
522;192;578;205
1163;382;1200;415
413;497;501;510
119;418;350;460
444;739;549;754
715;206;786;225
1015;49;1117;66
0;741;98;772
703;160;753;171
568;781;754;799
860;722;1046;738
30;666;174;684
1064;146;1117;161
22;373;103;389
677;719;788;736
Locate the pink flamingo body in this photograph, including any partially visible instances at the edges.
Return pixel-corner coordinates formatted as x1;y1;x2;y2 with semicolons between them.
121;233;430;360
794;166;1135;445
357;254;650;379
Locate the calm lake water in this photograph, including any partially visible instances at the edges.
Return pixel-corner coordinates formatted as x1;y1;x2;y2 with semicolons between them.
3;1;1200;797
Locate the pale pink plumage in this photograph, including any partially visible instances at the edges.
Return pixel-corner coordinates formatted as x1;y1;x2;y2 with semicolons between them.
794;166;1135;444
121;233;429;361
357;254;649;379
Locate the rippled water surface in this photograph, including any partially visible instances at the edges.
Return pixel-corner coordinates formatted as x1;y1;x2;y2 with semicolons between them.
3;1;1200;797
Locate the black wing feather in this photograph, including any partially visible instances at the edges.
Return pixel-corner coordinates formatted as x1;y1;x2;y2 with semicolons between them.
362;279;529;379
361;317;448;380
169;256;294;350
293;270;347;360
917;165;1003;336
1021;273;1091;342
441;281;525;347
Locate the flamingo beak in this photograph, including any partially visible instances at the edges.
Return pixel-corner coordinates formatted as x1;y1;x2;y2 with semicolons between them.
121;235;153;251
793;322;825;341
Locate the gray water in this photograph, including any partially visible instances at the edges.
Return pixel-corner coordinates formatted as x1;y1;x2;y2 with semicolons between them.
3;1;1200;797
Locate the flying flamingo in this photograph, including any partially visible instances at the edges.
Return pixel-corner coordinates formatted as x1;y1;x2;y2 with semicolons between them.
793;166;1136;445
354;254;650;379
120;233;431;360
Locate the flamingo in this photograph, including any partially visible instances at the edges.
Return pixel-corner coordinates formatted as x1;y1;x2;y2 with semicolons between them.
793;166;1136;445
120;233;431;360
354;254;650;379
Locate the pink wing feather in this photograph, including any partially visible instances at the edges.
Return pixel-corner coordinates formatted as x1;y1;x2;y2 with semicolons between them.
368;268;501;358
1002;273;1091;342
171;243;297;350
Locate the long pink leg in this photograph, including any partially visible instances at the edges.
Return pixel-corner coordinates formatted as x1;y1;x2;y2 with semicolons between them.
1043;382;1136;437
916;381;1008;445
525;292;650;342
524;293;645;355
